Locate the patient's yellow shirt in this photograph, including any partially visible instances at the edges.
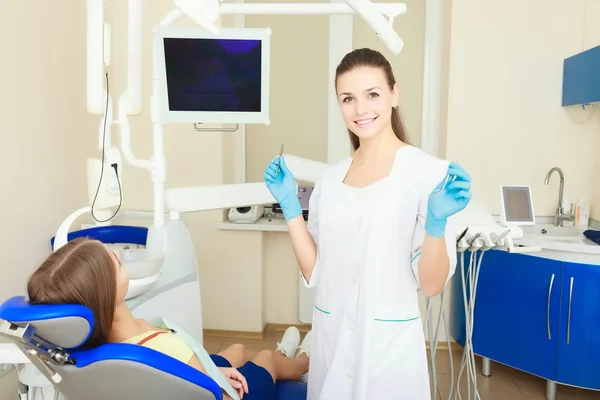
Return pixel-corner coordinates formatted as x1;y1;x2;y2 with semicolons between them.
121;330;195;364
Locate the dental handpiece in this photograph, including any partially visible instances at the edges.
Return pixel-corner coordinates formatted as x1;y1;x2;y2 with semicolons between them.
467;232;483;247
456;227;469;243
491;230;510;244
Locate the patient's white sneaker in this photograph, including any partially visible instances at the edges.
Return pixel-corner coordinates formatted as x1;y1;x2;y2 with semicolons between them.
296;330;312;383
276;326;300;357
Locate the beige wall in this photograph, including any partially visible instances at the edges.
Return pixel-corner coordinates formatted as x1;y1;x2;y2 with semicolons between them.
0;0;96;308
445;0;600;216
0;0;96;390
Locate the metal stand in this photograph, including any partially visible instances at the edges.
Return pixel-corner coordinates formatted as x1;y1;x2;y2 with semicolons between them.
481;357;491;377
546;380;557;400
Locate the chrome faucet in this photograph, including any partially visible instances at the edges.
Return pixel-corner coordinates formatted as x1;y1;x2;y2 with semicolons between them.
544;167;574;227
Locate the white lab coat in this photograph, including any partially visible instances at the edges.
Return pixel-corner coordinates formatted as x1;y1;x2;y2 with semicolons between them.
303;145;457;400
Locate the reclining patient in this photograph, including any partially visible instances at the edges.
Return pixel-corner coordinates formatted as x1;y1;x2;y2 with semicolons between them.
26;238;311;400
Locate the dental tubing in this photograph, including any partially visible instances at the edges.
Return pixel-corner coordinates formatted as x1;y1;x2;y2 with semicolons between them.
426;224;536;400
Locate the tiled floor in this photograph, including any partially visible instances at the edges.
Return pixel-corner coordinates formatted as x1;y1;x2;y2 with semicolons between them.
205;329;600;400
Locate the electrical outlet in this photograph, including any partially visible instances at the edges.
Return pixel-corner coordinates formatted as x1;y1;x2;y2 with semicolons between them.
105;147;121;178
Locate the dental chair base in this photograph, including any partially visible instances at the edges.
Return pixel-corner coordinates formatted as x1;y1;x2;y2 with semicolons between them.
0;297;308;400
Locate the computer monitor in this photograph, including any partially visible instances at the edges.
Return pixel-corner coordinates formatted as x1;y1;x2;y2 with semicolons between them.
156;27;271;124
500;185;535;226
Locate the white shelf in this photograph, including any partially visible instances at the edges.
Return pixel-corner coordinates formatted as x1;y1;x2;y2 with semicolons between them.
217;217;299;232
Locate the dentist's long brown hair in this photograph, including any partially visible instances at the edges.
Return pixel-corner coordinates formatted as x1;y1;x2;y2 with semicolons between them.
335;48;410;151
27;238;117;349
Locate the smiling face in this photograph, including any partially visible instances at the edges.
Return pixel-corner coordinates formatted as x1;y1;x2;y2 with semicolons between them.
336;66;399;143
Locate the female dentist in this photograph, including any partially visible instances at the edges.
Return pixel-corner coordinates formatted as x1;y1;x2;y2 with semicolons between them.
264;48;472;400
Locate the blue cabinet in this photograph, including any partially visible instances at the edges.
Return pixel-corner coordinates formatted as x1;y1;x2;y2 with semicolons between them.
450;250;562;380
556;262;600;390
475;251;562;380
450;250;600;393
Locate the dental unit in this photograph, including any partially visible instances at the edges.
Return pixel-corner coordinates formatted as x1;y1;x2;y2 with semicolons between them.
0;1;542;399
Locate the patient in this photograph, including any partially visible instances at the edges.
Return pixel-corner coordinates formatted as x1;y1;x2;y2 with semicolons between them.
27;238;311;400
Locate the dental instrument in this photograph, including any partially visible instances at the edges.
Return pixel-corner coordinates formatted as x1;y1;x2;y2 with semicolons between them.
434;138;465;194
276;144;284;176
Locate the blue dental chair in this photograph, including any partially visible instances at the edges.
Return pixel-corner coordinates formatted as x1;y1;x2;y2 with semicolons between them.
0;296;307;400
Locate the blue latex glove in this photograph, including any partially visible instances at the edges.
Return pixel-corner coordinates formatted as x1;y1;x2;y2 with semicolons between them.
264;156;302;221
425;162;472;238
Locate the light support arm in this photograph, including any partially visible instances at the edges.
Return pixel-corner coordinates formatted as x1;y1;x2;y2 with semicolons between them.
169;2;406;55
127;0;143;115
173;0;221;35
86;0;105;114
343;0;404;54
218;3;407;16
420;0;443;157
118;93;152;171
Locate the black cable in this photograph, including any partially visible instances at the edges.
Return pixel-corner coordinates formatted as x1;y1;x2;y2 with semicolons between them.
90;71;123;223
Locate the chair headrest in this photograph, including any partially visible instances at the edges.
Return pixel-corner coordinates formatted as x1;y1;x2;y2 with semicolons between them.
0;296;94;349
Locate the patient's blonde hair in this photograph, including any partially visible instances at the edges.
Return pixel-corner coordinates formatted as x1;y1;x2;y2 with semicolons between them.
27;238;117;348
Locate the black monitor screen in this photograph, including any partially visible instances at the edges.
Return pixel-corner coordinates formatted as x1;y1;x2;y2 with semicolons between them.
163;37;262;113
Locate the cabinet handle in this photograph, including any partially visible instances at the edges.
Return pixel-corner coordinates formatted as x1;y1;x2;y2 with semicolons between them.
547;274;555;340
567;277;574;344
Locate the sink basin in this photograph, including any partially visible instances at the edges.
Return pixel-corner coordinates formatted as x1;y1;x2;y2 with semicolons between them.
521;224;586;241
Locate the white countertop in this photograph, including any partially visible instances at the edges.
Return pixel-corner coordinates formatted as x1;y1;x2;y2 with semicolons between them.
515;224;600;255
216;215;600;261
217;217;296;232
516;236;600;256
